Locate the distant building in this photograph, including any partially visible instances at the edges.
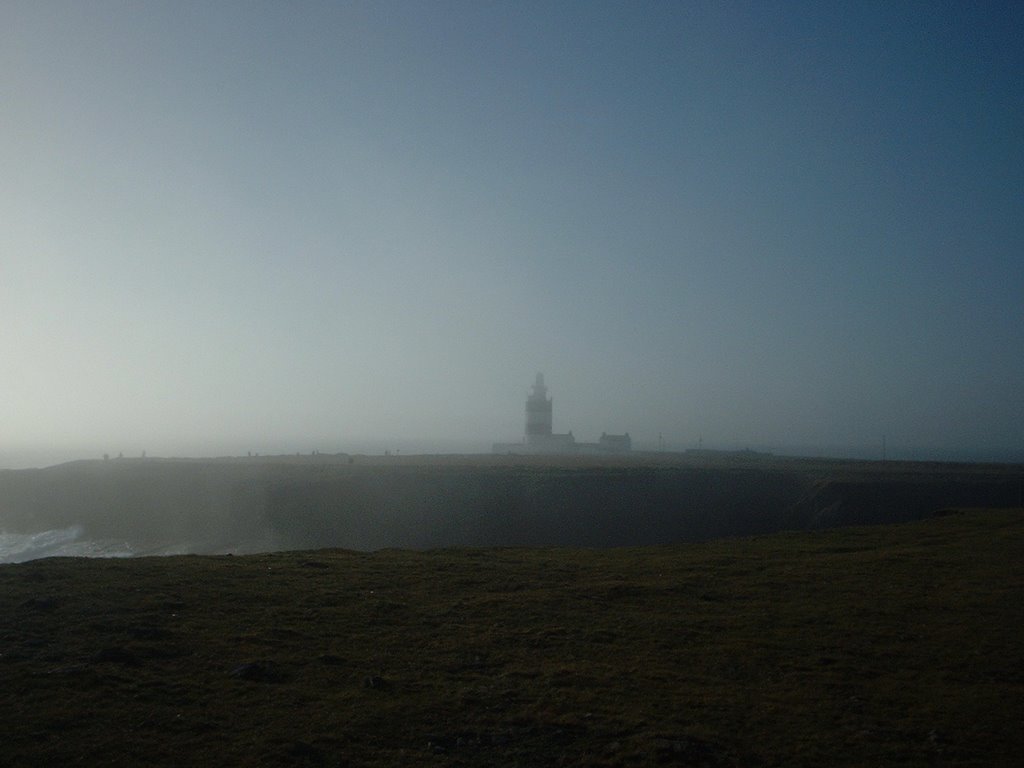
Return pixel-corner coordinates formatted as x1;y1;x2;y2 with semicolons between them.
599;432;632;452
493;373;630;454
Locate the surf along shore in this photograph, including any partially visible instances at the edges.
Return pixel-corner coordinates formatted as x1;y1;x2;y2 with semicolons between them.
1;507;1021;766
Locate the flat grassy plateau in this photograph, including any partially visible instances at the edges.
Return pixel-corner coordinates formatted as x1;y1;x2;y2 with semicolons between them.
1;509;1022;766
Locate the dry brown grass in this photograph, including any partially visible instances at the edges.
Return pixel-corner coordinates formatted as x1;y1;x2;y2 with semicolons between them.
1;509;1022;766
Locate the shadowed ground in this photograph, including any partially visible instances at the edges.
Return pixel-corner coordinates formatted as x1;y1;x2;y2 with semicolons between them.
1;509;1021;766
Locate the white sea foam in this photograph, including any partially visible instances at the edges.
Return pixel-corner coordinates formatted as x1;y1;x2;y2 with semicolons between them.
0;526;136;564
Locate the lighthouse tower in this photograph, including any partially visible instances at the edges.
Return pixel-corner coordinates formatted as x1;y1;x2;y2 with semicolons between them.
525;372;553;444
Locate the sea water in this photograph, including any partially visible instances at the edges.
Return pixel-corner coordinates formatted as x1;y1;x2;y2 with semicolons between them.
0;526;136;564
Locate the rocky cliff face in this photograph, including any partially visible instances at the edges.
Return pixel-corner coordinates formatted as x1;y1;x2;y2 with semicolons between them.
0;457;1019;554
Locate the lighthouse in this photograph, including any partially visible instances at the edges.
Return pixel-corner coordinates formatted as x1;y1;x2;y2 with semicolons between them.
525;372;553;444
493;373;624;454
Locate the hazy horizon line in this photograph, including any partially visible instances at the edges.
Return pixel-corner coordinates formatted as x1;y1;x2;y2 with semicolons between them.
2;440;1021;471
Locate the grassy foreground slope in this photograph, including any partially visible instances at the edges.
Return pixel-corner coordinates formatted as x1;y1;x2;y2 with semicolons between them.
1;510;1022;767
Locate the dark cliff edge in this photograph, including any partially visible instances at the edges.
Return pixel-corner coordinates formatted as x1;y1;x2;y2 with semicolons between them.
0;456;1020;553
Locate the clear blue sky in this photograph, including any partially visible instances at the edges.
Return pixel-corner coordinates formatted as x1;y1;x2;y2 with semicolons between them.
2;1;1022;463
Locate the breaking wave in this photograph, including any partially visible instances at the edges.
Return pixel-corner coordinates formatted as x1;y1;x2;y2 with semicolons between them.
0;526;136;564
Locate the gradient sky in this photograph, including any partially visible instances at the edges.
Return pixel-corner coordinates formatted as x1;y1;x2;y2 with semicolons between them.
2;1;1022;463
